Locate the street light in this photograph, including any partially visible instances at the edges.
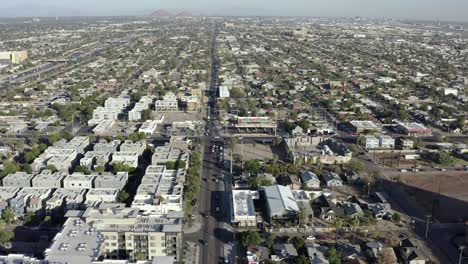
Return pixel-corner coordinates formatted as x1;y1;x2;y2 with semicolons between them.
459;245;465;264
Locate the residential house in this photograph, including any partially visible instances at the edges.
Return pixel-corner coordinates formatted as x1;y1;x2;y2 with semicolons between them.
322;171;343;187
300;171;321;189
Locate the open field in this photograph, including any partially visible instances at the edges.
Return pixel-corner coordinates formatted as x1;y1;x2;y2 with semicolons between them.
397;171;468;222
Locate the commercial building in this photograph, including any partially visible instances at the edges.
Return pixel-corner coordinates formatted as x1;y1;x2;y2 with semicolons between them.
232;190;259;227
139;120;159;135
93;120;115;136
261;185;299;222
396;122;433;136
349;120;381;134
378;135;395;149
219;86;230;98
0;50;28;64
168;136;192;150
363;135;379;149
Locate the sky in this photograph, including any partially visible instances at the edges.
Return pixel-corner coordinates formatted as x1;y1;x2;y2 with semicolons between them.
0;0;467;22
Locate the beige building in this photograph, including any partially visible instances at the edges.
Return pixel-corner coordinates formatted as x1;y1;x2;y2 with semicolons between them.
0;50;28;64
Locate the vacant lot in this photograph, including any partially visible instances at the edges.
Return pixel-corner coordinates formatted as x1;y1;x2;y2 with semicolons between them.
233;143;284;161
398;171;468;222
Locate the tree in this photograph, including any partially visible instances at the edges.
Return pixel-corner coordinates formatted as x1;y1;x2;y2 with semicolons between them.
95;166;105;174
165;161;175;170
391;212;401;223
328;248;341;264
141;109;152;121
117;190;130;203
265;233;275;250
0;162;19;178
0;229;13;244
244;160;261;174
431;150;455;166
23;212;35;225
48;133;62;144
291;236;305;250
230;87;246;98
74;165;90;174
46;165;58;173
296;255;309;264
24;151;37;163
129;132;145;142
241;230;262;247
332;218;344;245
351;215;360;244
346;159;365;173
112;163;134;173
174;160;186;169
2;207;15;224
19;164;32;174
297;205;307;227
454;117;465;130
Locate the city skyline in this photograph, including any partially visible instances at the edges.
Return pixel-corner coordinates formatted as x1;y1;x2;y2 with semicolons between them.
1;0;468;22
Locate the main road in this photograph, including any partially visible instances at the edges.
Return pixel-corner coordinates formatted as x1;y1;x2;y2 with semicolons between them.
184;24;237;264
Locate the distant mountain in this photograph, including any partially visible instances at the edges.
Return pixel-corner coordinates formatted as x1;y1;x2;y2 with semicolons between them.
149;9;172;17
175;11;193;17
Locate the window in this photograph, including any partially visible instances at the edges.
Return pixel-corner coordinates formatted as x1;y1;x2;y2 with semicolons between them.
111;243;116;247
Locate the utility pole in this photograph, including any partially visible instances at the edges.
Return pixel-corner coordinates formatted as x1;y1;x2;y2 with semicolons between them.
230;147;233;176
425;215;432;238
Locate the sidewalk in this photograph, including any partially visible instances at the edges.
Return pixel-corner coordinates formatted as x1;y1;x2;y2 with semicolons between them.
182;241;200;264
184;215;202;234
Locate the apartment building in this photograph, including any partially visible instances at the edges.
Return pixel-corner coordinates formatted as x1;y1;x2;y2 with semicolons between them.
63;173;95;189
0;187;20;214
94;140;121;153
32;170;66;188
2;172;34;187
93;172;128;190
129;96;154;121
80;151;112;170
85;188;118;207
120;140;146;155
45;188;87;214
111;152;139;168
132;165;185;215
154;92;178;111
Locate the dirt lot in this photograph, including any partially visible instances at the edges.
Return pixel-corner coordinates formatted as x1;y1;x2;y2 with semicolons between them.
233;143;284;161
397;171;468;222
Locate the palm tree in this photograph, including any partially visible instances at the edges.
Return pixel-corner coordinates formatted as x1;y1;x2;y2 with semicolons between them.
297;205;306;228
332;218;344;246
351;215;360;244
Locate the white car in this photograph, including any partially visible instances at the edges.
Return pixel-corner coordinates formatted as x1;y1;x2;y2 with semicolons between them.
306;235;316;241
400;169;408;172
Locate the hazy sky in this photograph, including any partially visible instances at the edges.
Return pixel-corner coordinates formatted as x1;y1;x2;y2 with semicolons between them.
1;0;467;21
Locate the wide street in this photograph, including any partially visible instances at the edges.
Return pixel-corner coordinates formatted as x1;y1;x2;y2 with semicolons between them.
183;25;237;264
